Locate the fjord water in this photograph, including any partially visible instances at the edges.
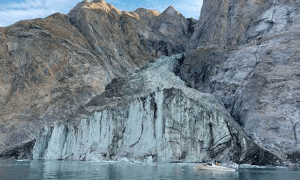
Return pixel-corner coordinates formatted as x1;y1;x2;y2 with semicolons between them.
0;160;299;180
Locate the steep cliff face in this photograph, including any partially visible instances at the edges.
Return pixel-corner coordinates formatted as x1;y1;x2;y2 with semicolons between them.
181;0;300;164
33;55;280;165
0;13;106;157
191;0;300;47
0;0;192;157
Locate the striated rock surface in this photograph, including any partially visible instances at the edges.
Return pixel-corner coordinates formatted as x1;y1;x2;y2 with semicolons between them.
33;55;280;165
0;0;193;158
181;0;300;164
191;0;300;47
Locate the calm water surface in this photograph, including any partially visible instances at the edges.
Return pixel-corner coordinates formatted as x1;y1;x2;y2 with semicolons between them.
0;160;299;180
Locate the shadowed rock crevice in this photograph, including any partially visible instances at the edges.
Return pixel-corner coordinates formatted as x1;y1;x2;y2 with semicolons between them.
0;140;36;159
129;121;144;148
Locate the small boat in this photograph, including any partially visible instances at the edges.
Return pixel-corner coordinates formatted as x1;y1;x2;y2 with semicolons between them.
194;163;237;172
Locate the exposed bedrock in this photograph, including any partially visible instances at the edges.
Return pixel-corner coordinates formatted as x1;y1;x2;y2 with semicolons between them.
181;0;300;165
33;55;281;165
191;0;300;47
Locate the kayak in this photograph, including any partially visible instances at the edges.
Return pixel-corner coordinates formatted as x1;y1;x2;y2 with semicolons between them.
194;164;237;172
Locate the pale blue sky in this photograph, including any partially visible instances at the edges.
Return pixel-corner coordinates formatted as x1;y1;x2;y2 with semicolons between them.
0;0;203;27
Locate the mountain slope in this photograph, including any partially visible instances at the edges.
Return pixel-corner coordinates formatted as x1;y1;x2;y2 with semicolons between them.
0;0;192;158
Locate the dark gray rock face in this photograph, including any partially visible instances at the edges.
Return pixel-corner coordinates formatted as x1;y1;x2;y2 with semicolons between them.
32;55;281;165
181;0;300;165
0;140;35;159
191;0;300;47
150;6;189;41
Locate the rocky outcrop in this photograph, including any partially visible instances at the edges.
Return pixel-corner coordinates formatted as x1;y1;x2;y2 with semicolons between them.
68;0;187;61
0;0;193;157
0;13;104;157
191;0;300;47
150;6;189;41
181;0;300;165
33;55;280;165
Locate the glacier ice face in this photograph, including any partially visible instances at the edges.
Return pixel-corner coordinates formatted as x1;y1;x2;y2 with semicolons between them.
33;89;231;162
33;55;280;164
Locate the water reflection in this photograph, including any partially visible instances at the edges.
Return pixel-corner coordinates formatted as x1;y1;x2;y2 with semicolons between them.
238;168;300;180
0;160;31;179
27;161;241;180
194;169;240;179
0;160;299;180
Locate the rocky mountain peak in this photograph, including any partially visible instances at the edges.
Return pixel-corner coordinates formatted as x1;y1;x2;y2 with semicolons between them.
162;5;180;16
149;5;191;41
71;0;121;15
134;8;160;20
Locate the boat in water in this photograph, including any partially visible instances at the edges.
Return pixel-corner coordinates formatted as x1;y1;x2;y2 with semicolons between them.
194;163;237;172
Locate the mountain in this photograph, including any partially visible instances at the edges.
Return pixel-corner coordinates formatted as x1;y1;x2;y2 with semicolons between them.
0;0;192;159
182;0;300;165
0;0;300;166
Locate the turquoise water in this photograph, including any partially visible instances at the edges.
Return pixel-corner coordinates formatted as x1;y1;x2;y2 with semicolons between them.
0;160;299;180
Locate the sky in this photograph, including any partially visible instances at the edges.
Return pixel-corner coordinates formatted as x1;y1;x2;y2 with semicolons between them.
0;0;203;27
